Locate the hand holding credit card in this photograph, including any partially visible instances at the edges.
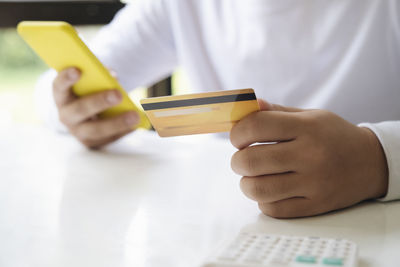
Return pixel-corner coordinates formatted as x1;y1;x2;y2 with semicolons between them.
140;89;260;137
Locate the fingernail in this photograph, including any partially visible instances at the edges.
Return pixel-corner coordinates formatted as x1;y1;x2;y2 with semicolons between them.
106;91;122;104
68;68;80;81
125;112;140;126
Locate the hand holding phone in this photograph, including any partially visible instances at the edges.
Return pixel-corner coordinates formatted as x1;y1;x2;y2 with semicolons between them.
52;67;141;148
18;21;150;148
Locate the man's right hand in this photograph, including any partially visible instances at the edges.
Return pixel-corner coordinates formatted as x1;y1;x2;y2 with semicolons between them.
52;67;140;149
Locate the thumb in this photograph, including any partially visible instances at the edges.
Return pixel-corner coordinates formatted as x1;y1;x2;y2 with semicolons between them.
257;98;273;111
257;98;304;112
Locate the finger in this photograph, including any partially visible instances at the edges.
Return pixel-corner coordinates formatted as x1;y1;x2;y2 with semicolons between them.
59;90;122;126
257;99;273;111
240;173;304;204
53;67;81;107
230;111;301;149
72;111;139;143
231;142;297;177
258;197;323;218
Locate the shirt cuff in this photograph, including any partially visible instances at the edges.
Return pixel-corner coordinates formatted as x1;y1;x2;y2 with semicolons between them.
359;121;400;202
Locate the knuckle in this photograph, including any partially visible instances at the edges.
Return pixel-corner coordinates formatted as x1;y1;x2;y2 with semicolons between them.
85;141;101;150
116;115;130;130
81;92;114;115
245;114;262;139
230;124;244;148
258;203;283;218
103;116;128;136
73;93;110;119
231;152;242;175
230;113;261;148
72;100;89;116
232;149;256;176
80;139;99;150
69;127;96;149
241;177;270;202
252;181;267;200
75;124;99;142
98;92;113;108
80;137;94;149
79;97;102;117
88;124;106;139
229;127;239;147
80;138;92;148
74;127;88;141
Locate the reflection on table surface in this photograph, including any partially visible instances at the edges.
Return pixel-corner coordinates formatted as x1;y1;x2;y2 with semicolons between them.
0;125;398;267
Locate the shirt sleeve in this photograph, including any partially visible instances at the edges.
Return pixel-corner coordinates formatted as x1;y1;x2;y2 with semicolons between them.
34;69;68;133
89;0;178;91
359;121;400;201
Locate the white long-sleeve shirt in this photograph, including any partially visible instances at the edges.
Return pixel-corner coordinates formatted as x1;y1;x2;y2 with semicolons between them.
36;0;400;201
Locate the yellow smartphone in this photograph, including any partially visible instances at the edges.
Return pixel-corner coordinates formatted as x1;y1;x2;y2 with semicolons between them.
17;21;150;129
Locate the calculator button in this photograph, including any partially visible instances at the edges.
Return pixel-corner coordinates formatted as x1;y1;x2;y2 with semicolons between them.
295;255;317;264
322;257;344;266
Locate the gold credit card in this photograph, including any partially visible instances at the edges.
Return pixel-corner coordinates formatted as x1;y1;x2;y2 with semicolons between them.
140;88;260;137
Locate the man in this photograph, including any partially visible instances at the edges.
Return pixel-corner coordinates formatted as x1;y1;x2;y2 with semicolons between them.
40;0;400;218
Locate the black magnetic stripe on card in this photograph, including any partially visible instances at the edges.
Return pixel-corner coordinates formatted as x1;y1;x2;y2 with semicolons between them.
141;93;256;110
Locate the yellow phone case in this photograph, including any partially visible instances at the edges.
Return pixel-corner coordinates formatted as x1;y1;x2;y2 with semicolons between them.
17;21;150;129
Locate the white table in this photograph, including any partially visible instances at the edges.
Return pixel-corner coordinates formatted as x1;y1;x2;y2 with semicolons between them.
0;125;398;267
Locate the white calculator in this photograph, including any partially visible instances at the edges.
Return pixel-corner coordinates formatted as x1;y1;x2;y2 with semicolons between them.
201;232;358;267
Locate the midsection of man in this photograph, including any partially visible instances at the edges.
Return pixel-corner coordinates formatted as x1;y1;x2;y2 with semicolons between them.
166;0;400;124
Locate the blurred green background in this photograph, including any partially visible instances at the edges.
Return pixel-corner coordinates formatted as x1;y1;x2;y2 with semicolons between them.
0;28;47;124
